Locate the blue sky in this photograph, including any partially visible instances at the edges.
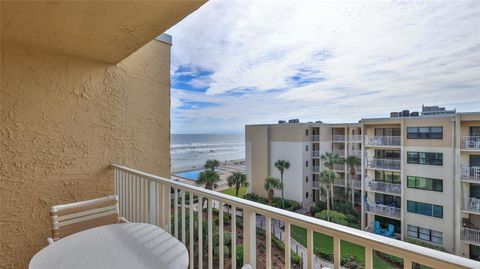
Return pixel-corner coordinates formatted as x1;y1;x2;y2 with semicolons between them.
166;0;480;134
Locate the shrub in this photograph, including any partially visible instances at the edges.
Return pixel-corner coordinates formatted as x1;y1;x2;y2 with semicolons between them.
236;245;244;268
314;210;349;226
315;201;327;211
378;252;403;267
291;252;301;266
214;213;231;225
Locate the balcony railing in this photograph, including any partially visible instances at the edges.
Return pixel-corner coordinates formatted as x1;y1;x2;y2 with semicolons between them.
349;135;362;143
349;179;362;189
334;178;345;186
332;135;345;142
462;197;480;213
312;150;320;157
312;165;320;172
333;163;345;171
112;164;479;269
461;228;480;245
312;181;321;188
312;135;320;141
365;202;401;219
367;181;401;195
461;136;480;150
332;149;345;157
460;166;480;182
349;149;362;158
365;136;401;147
366;158;401;170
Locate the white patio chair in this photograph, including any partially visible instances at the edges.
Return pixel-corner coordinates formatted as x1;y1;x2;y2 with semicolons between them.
47;195;128;244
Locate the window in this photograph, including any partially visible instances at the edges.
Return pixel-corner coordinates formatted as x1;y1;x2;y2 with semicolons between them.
407;152;443;166
306;129;309;136
306;161;308;167
375;193;401;208
407;225;443;244
375;150;400;159
407;201;443;218
407;176;443;192
375;128;401;136
306;176;309;183
407;127;443;139
305;145;309;151
375;171;401;184
306;192;309;198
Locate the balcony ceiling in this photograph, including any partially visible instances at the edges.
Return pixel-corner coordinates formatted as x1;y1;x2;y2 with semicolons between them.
1;1;205;63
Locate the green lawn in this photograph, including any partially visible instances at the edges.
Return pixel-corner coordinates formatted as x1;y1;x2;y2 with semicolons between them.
291;225;396;269
220;186;247;198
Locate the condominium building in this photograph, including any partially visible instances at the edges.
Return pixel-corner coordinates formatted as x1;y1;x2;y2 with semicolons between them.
245;106;480;261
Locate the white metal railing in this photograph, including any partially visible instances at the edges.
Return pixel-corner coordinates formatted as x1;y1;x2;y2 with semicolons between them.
333;163;345;171
461;228;480;245
312;165;320;172
312;135;320;141
367;181;401;195
462;197;480;213
349;150;362;158
349;179;362;189
332;149;345;157
461;136;480;150
112;164;479;269
312;181;321;188
349;135;362;143
365;202;401;219
312;150;320;157
334;178;345;186
460;166;480;182
367;158;401;170
365;136;401;147
332;135;345;142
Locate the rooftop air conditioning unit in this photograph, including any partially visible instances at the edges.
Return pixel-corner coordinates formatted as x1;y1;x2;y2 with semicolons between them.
278;120;286;124
288;119;299;123
390;112;399;118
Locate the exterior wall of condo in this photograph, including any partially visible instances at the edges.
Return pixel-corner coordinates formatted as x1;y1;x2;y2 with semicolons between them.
247;112;480;260
246;125;270;198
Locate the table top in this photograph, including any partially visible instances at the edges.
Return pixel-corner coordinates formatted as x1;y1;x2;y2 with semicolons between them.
30;223;189;269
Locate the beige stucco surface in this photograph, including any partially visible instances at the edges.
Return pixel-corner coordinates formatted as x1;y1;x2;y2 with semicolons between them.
0;40;171;268
246;125;269;197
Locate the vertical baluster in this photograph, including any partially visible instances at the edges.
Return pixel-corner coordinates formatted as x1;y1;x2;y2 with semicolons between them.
121;171;126;218
404;258;413;269
333;237;340;269
307;228;313;269
243;209;256;267
365;246;372;269
284;222;291;269
189;192;194;269
198;196;203;269
113;169;117;196
219;202;224;269
181;190;186;245
174;188;179;238
129;173;134;221
166;185;171;233
266;216;272;269
144;178;148;223
133;175;138;222
208;199;213;269
231;205;236;269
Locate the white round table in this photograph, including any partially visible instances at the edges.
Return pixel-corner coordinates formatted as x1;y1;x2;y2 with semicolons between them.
30;223;189;269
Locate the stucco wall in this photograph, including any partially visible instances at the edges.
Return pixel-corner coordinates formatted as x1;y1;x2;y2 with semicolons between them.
0;40;171;268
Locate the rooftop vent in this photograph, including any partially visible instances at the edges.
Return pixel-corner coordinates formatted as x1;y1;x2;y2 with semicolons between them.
288;119;300;123
278;120;286;124
421;105;455;116
390;112;399;118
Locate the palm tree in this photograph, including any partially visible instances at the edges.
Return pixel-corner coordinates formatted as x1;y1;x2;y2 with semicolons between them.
345;155;361;207
227;172;248;197
264;176;282;205
320;153;343;209
204;159;220;171
319;169;337;221
197;170;220;209
274;160;290;209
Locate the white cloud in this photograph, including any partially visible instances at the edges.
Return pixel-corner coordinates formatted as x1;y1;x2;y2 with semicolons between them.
166;0;480;133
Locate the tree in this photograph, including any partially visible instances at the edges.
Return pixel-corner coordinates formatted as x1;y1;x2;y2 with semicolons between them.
264;176;282;205
274;160;290;209
345;155;361;207
320;153;344;210
197;170;220;209
204;159;220;171
319;169;337;221
227;172;248;197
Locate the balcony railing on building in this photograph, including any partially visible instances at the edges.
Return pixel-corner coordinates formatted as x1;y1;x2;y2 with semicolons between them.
112;164;479;269
312;135;320;141
461;136;480;150
312;180;321;188
365;201;401;219
462;197;480;214
312;150;320;157
333;178;345;187
349;135;362;143
333;163;345;172
332;135;345;142
365;136;401;147
367;180;401;195
349;149;362;158
461;228;480;245
366;158;401;170
349;179;362;189
460;166;480;182
312;165;320;172
332;149;345;157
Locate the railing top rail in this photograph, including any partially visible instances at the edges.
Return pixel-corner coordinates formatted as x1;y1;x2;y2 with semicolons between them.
112;164;478;269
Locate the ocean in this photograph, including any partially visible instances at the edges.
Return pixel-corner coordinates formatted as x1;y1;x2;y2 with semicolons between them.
171;133;245;170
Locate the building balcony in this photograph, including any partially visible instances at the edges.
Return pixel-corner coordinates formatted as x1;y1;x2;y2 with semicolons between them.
312;135;320;141
349;135;362;143
312;180;321;188
333;163;345;172
367;180;401;195
461;136;480;150
461;228;480;246
349;179;362;189
366;158;401;171
365;136;401;147
332;149;345;157
113;164;479;269
349;149;362;158
460;166;480;182
365;202;401;219
312;150;320;158
334;178;345;187
462;197;480;214
332;135;345;142
312;165;320;172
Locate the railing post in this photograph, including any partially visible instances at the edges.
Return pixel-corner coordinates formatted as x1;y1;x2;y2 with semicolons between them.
243;209;256;268
148;181;155;224
284;222;291;269
307;228;313;269
365;246;372;269
333;237;340;269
